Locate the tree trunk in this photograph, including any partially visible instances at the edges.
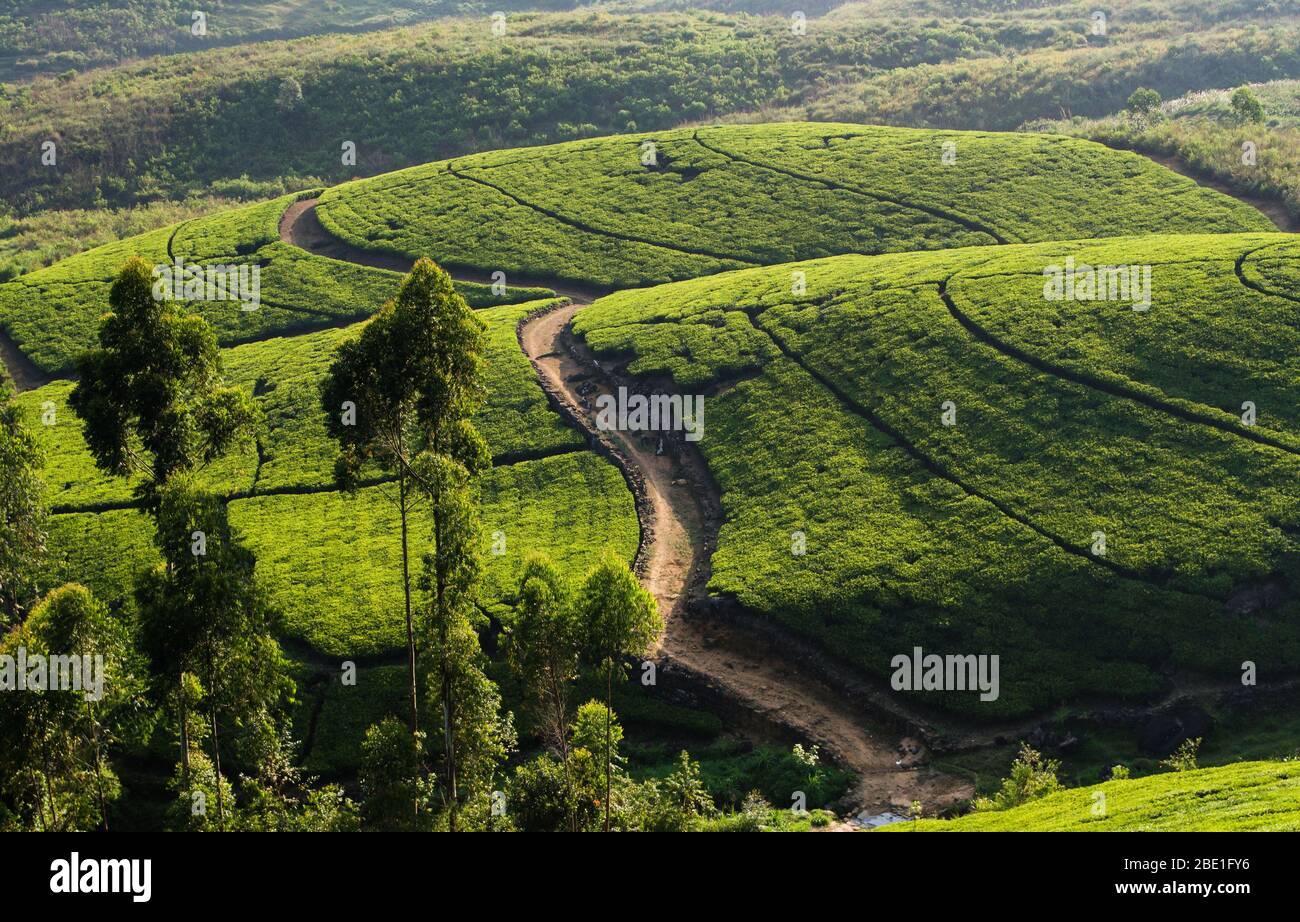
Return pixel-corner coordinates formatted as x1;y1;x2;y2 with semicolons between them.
179;675;190;787
210;707;224;831
399;467;419;735
434;492;459;832
209;659;225;832
546;670;577;832
41;747;61;831
604;660;612;833
87;702;109;831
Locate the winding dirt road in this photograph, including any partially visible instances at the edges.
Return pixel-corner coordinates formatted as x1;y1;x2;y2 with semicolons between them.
281;198;974;815
520;301;973;815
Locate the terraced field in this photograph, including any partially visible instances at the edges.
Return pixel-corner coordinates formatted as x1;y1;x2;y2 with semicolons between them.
5;121;1296;804
575;234;1300;716
0;191;553;376
314;124;1273;288
20;287;629;652
894;761;1300;831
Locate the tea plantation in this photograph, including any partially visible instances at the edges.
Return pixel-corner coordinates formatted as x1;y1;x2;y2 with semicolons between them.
893;761;1300;831
314;124;1272;288
0;191;553;374
574;233;1300;716
5;121;1295;792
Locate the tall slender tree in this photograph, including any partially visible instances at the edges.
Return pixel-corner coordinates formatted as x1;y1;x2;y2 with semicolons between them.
416;451;512;831
136;474;290;830
0;375;46;626
320;258;487;736
0;584;141;831
578;552;661;832
504;554;582;829
70;255;259;786
70;256;258;511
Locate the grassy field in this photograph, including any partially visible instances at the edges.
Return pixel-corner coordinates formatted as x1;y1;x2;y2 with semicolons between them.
12;110;1299;814
315;123;1270;288
37;412;635;657
893;761;1300;831
575;234;1300;716
229;451;637;657
0;192;552;374
15;123;1295;717
17;293;577;509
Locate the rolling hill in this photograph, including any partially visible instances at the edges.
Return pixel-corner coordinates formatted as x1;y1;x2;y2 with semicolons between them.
314;123;1273;287
574;233;1300;715
5;120;1295;789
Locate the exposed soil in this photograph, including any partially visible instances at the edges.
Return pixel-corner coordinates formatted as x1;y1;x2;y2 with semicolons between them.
518;300;973;816
277;172;1300;818
1133;150;1299;233
0;328;49;392
280;205;977;815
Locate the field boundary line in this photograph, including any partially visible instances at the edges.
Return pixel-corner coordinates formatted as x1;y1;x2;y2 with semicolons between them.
445;160;760;266
691;128;1015;245
940;273;1300;456
743;308;1217;598
1234;241;1300;305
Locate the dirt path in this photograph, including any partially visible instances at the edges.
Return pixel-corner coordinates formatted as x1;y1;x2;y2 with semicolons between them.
276;171;1300;816
0;328;49;392
282;191;976;816
279;198;606;302
519;300;973;816
1131;149;1298;233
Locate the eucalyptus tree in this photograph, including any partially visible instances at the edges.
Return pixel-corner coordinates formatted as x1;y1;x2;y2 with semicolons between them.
504;554;582;828
0;376;46;626
136;474;289;830
320;258;487;736
577;553;661;832
69;256;259;786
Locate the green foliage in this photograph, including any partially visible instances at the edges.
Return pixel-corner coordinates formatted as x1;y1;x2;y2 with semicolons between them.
0;193;549;375
358;716;435;831
779;22;1300;132
227;452;637;657
166;748;235;832
68;256;260;507
1231;85;1266;123
1034;80;1300;223
973;744;1063;812
0;377;45;622
576;236;1300;715
630;750;717;832
508;753;598;832
317;124;1267;289
0;7;1084;214
503;554;581;758
1160;737;1202;772
1127;87;1163;113
0;583;140;830
897;761;1300;831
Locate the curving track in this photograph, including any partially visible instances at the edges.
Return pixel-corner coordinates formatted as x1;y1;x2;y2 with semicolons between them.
281;197;975;815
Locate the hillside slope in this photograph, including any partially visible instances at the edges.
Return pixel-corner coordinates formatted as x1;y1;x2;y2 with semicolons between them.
315;123;1272;287
892;761;1300;831
575;235;1300;716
